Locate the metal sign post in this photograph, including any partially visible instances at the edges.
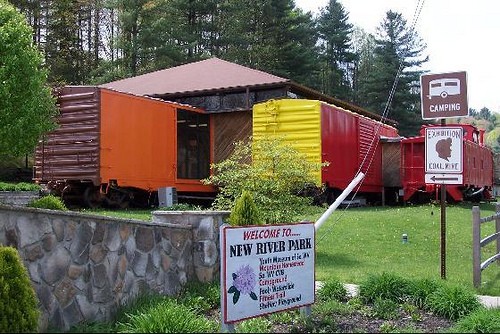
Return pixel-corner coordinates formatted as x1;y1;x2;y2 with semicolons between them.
421;71;468;280
439;120;447;280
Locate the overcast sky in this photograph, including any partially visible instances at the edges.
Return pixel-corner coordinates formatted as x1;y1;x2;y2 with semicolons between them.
295;0;500;113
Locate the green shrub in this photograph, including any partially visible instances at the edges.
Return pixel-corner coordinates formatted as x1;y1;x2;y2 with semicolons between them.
378;321;398;333
236;317;272;333
312;299;348;319
425;284;482;321
229;190;262;226
0;182;40;192
450;307;500;333
295;314;337;333
406;277;441;309
346;296;368;312
203;137;322;224
116;298;216;333
65;321;115;333
372;297;399;320
401;302;422;322
317;278;348;302
114;292;168;324
177;281;220;314
13;182;41;192
0;246;40;332
268;309;301;324
27;194;68;211
359;272;411;304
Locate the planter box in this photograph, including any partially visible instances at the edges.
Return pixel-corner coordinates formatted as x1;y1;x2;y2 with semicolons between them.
0;191;39;206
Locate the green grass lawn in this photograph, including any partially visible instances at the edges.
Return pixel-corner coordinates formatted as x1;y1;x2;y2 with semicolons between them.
299;201;500;297
84;201;500;297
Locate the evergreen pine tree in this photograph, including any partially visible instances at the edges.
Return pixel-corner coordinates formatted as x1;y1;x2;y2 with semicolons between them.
229;190;262;226
357;10;428;136
0;246;40;332
218;0;320;87
316;0;357;101
45;0;87;84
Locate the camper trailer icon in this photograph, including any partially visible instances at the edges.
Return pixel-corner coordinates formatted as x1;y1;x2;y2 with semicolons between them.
428;78;460;99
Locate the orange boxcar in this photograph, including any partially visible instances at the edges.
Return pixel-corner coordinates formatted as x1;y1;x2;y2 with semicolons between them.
34;86;215;207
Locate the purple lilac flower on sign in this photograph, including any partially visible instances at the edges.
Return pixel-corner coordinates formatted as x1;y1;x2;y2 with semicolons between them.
227;264;258;304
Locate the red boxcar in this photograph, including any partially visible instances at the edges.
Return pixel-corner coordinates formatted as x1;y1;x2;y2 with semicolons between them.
320;102;400;200
401;124;494;202
33;86;215;207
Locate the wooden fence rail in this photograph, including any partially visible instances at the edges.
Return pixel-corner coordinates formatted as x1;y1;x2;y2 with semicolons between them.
472;203;500;288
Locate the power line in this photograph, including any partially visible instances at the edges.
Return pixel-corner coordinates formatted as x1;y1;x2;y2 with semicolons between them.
316;0;426;244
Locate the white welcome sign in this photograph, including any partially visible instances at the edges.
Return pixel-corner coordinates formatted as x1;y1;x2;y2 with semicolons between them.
220;222;315;323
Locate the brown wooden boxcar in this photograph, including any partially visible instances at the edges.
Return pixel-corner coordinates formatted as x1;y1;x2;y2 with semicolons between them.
33;86;215;207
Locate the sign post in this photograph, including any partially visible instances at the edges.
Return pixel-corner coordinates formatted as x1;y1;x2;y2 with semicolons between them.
420;71;468;279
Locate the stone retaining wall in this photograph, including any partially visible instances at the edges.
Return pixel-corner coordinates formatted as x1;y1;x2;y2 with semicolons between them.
0;191;40;206
0;205;229;331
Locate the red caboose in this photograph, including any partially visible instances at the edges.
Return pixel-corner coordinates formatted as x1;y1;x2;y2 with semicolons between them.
401;123;494;202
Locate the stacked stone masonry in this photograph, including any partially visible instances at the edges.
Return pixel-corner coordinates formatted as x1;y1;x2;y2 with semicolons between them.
0;191;40;206
0;204;229;331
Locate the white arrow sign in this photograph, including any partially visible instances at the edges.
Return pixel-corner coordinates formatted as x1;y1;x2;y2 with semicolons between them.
425;173;463;185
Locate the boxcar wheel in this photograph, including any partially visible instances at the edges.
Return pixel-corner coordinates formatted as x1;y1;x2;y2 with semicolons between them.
84;186;103;208
106;189;130;209
326;188;338;205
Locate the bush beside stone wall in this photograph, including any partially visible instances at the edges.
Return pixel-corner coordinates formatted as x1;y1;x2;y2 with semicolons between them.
0;205;229;331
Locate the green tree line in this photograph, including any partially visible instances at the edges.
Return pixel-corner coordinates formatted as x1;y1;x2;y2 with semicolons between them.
454;107;500;153
9;0;430;136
